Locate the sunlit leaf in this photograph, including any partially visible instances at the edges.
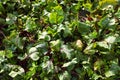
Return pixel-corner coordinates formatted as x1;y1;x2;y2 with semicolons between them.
96;41;109;51
25;62;37;79
49;12;57;24
75;39;83;50
105;36;116;44
0;51;5;57
62;58;77;67
58;71;71;80
38;31;51;41
29;52;39;61
84;43;96;55
49;5;64;24
29;47;37;54
41;60;54;73
92;74;103;80
35;43;46;48
0;51;6;63
9;66;24;78
5;50;13;58
54;5;63;15
61;45;74;59
105;70;115;77
50;39;63;52
94;59;104;71
89;30;98;39
99;0;118;9
83;3;92;11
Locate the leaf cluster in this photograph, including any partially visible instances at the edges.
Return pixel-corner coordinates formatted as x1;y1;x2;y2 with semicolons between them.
0;0;120;80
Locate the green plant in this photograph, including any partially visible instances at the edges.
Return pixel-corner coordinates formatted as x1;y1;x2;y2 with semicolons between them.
0;0;120;80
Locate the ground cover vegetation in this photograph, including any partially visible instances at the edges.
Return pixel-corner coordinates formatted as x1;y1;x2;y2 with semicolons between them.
0;0;120;80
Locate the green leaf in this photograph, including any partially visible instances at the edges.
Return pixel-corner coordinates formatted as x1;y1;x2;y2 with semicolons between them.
115;36;120;42
108;18;116;26
70;3;80;13
115;8;120;18
50;39;63;52
62;58;77;67
77;21;91;34
99;0;118;9
49;5;64;24
83;3;92;11
28;47;40;61
58;71;71;80
6;13;17;25
29;47;37;54
9;66;24;78
84;43;96;55
57;16;64;23
5;50;13;58
63;27;72;38
1;0;120;79
89;30;98;39
92;74;103;80
96;41;109;51
105;70;115;78
9;71;18;78
57;24;72;37
49;12;57;24
54;5;64;15
110;62;120;73
38;31;51;41
0;3;4;13
98;16;109;28
0;50;5;57
105;36;116;44
3;30;23;50
0;51;6;63
25;17;37;32
98;16;116;30
29;52;39;61
0;18;6;25
94;59;104;71
54;6;64;23
15;36;23;49
46;60;54;73
49;12;64;24
25;62;37;79
41;60;54;73
35;43;46;48
57;24;65;32
61;45;74;59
